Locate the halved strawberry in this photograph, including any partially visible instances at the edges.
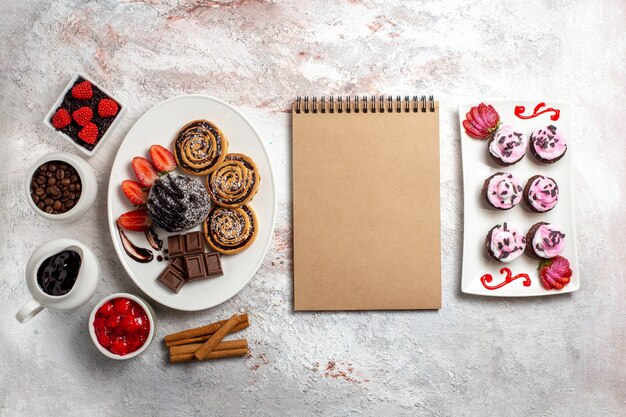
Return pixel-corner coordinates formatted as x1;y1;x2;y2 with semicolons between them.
131;157;158;187
149;145;177;173
121;180;148;205
117;209;151;232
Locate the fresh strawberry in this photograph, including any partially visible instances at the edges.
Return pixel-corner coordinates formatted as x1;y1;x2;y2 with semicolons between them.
132;157;159;187
463;103;501;139
122;180;148;205
71;80;93;100
51;108;71;129
98;98;119;118
117;208;151;232
78;123;99;144
149;145;177;173
539;256;573;290
72;106;93;127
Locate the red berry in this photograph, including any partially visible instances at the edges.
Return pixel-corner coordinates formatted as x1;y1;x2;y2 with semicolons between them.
106;314;122;329
463;103;501;139
117;208;151;232
72;106;93;127
98;302;115;317
539;256;573;290
110;337;129;355
71;80;93;100
51;108;71;129
78;122;99;144
131;157;159;187
114;298;131;314
93;317;106;330
120;316;141;335
97;332;111;348
98;98;119;118
149;145;177;173
121;180;148;205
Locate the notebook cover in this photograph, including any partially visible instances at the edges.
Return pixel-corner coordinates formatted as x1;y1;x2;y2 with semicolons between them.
292;99;441;310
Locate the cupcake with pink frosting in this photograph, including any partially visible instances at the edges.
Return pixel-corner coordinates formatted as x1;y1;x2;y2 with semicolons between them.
482;172;523;210
485;221;526;263
526;222;566;259
488;125;527;166
529;125;567;164
524;175;559;212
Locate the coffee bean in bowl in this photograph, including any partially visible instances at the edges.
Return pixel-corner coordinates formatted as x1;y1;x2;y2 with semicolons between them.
26;152;97;223
30;161;82;214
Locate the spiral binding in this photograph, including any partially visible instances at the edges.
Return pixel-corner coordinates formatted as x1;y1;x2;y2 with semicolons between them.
294;95;435;114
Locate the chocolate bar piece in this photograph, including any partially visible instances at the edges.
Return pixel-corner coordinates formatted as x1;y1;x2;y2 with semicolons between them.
184;252;224;282
167;235;186;258
184;253;207;281
157;264;186;293
167;231;204;258
204;253;223;277
185;231;204;254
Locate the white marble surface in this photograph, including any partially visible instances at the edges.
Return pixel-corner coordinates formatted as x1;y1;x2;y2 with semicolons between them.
1;1;624;416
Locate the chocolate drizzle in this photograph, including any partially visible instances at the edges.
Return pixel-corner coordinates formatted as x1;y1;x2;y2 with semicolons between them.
118;225;153;263
145;227;163;250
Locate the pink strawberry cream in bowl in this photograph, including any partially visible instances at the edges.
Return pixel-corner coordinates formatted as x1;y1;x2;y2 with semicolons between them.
89;293;155;359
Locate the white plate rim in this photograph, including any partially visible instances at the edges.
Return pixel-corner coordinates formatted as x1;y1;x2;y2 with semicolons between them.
459;99;579;297
106;94;277;310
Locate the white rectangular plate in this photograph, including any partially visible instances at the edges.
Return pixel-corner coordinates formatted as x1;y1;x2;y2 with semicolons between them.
460;100;579;296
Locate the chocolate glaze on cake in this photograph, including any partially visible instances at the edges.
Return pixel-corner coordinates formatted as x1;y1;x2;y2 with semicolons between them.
147;173;210;232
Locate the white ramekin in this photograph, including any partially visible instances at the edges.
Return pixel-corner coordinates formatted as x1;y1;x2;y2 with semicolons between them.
88;293;156;360
43;72;125;157
26;152;97;224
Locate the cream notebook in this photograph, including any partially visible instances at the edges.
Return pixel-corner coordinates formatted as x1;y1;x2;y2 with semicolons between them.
292;95;441;310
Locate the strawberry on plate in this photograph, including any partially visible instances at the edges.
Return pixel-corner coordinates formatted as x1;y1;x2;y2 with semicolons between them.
463;103;501;139
132;157;158;187
117;208;151;231
121;180;148;205
539;256;573;290
149;145;177;173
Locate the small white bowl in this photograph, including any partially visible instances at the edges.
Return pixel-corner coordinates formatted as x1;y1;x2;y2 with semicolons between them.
88;293;156;360
43;72;125;157
26;152;97;224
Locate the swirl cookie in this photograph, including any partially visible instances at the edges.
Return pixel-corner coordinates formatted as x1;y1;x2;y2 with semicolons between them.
174;120;229;176
482;172;523;210
203;205;257;255
206;153;260;208
485;222;526;263
529;125;567;164
524;175;559;213
488;125;527;166
526;222;565;259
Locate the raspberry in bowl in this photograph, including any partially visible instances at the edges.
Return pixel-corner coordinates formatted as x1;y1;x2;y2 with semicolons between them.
89;293;155;360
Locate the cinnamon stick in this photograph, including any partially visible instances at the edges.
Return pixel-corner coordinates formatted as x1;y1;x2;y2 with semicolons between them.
165;321;249;347
170;348;248;364
170;339;248;357
194;314;242;360
164;314;248;344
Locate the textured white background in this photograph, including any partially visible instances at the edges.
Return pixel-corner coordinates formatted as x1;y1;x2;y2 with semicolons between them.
1;1;624;416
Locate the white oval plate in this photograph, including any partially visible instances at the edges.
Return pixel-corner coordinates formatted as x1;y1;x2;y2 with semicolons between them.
107;95;276;311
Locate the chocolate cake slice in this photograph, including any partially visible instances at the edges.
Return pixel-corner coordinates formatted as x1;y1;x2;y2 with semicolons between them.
147;173;210;232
